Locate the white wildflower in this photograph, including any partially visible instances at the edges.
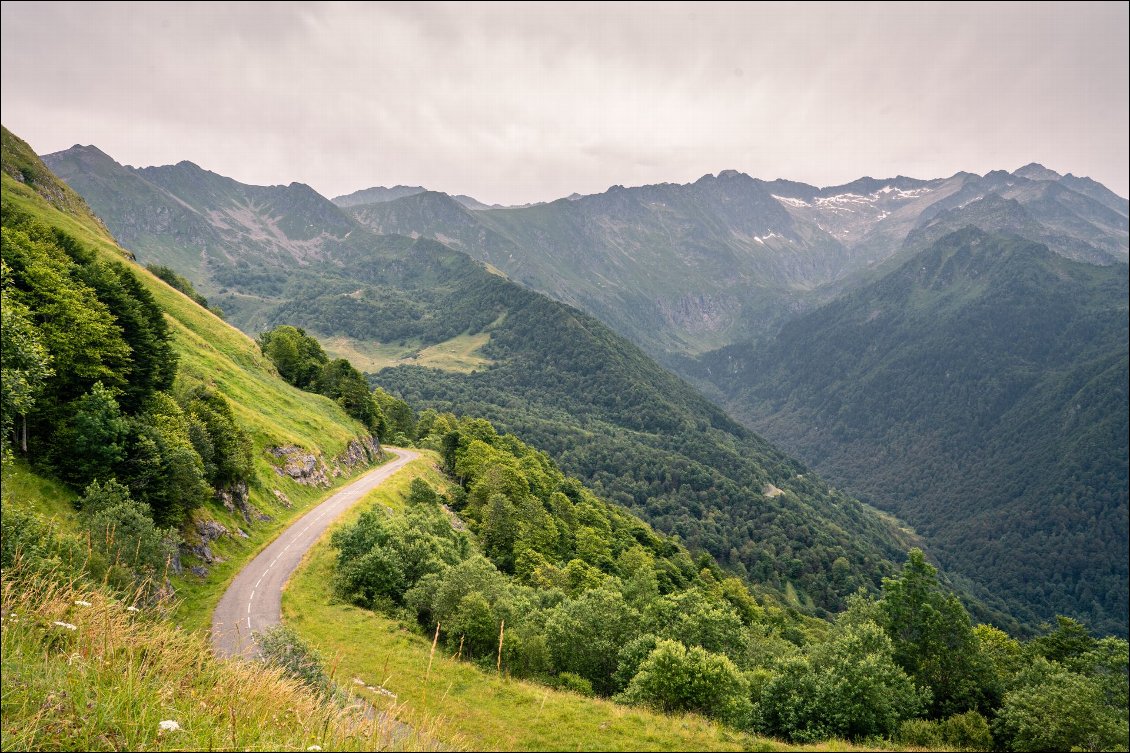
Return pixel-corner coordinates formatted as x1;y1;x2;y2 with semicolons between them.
158;719;181;732
126;606;141;613
74;600;93;607
53;621;77;631
307;746;322;751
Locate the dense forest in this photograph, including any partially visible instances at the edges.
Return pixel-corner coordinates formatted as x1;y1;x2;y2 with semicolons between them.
696;228;1129;635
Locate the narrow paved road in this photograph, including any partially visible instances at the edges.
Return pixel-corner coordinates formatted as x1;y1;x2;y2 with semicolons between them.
211;447;419;658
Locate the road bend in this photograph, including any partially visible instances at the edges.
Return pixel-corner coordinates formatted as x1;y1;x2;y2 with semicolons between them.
211;447;419;658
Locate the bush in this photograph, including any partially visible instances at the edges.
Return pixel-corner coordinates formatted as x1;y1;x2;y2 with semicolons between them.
897;718;942;748
617;639;752;727
256;624;332;699
554;672;594;696
758;622;926;742
939;710;993;751
993;663;1129;752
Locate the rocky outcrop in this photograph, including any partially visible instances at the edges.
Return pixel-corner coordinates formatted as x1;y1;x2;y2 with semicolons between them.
268;436;381;486
181;516;231;578
216;480;271;523
331;436;381;476
268;445;331;487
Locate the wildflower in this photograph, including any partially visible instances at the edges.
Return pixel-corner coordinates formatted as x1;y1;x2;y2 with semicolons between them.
158;720;181;732
53;621;77;631
74;600;92;607
307;746;322;751
126;606;141;613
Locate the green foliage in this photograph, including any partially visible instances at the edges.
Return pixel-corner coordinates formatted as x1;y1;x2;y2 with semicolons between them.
877;549;993;717
331;502;466;610
617;639;752;726
146;263;221;316
51;382;129;488
255;624;333;700
258;325;328;390
178;386;254;489
553;671;594;696
757;621;925;742
993;660;1129;752
318;358;383;432
0;264;53;457
83;484;180;587
545;588;640;696
259;325;387;433
938;710;994;752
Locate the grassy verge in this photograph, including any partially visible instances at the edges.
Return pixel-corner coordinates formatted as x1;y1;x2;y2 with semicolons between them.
0;573;429;752
283;454;878;752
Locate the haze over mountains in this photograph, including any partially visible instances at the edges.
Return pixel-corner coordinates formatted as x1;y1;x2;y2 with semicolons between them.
43;143;1129;635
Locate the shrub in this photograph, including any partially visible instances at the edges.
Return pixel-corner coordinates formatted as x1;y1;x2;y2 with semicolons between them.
617;639;752;727
256;624;332;699
554;672;594;696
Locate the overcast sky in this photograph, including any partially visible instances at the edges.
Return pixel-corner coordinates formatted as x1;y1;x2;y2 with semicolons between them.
2;2;1127;205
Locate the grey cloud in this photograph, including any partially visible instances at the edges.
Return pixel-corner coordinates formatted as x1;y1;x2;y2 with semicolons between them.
2;1;1126;205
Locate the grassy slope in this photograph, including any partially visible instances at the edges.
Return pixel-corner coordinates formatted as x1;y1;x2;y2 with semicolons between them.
2;170;382;630
282;453;886;753
0;575;422;752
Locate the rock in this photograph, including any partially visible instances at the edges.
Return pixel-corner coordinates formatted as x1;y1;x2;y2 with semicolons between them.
168;548;183;576
267;445;331;487
189;565;209;578
267;437;380;488
272;489;293;508
235;527;250;539
197;519;229;543
216;480;268;523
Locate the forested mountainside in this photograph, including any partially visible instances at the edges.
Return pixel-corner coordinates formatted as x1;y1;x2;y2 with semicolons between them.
41;142;924;617
327;163;1129;637
695;227;1129;635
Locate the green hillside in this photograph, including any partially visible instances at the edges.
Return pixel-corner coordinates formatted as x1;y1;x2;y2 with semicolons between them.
1;125;382;628
698;227;1129;635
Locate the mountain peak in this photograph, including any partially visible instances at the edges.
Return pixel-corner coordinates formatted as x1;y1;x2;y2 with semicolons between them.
1013;162;1062;182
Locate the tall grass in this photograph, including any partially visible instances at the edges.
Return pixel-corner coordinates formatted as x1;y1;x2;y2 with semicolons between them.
0;568;436;751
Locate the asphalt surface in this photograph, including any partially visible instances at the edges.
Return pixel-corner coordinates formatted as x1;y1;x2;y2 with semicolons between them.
211;447;419;658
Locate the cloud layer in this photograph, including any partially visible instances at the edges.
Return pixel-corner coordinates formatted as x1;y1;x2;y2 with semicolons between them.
3;2;1127;204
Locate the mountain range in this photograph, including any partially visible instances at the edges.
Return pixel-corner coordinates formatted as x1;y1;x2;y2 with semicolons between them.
43;144;1129;634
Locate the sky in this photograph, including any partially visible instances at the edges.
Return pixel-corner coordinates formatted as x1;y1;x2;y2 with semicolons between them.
2;1;1127;206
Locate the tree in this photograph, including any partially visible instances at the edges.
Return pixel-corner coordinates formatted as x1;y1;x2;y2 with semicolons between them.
317;358;382;431
878;549;992;717
994;661;1128;752
0;271;52;456
545;587;639;695
51;382;129;488
258;325;327;389
618;639;752;726
758;620;927;742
